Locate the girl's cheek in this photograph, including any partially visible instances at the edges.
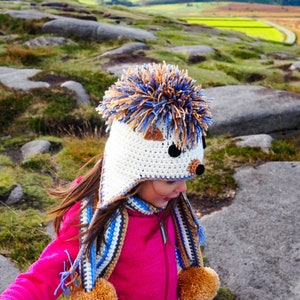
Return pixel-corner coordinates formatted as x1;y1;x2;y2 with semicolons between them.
153;182;174;195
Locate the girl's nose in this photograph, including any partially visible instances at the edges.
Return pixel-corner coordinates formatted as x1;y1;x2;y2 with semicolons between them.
175;180;187;193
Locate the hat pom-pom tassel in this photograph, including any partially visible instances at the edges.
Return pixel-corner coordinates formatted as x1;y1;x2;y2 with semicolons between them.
70;278;117;300
178;266;220;300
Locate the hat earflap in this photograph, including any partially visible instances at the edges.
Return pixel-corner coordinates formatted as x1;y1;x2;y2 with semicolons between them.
70;278;117;300
178;266;220;300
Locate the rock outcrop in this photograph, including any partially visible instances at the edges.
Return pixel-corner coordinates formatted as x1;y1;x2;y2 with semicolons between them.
208;85;300;136
201;161;300;300
43;17;156;42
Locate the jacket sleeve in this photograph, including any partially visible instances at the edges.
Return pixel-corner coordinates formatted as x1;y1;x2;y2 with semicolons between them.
0;201;81;300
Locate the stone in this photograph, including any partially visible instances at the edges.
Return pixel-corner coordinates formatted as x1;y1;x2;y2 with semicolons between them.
61;81;90;105
207;85;300;136
289;61;300;71
201;161;300;300
234;134;273;153
0;255;19;293
0;67;49;91
21;140;51;161
169;45;215;55
97;42;148;58
24;36;68;48
45;222;55;239
105;63;143;77
43;18;156;42
43;18;99;40
6;184;23;205
5;9;57;20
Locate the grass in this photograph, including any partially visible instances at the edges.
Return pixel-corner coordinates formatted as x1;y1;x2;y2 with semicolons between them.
187;133;300;205
0;68;112;135
0;87;32;133
0;155;13;166
0;167;16;195
0;206;51;270
3;45;56;66
215;285;236;300
133;2;219;15
55;134;106;180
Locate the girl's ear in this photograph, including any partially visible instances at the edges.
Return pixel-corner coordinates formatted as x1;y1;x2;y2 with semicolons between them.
144;127;164;141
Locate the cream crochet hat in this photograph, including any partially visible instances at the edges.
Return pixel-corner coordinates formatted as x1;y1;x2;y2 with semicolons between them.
96;62;212;206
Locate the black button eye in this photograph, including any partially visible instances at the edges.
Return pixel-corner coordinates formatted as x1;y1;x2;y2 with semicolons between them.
202;135;206;149
168;143;181;157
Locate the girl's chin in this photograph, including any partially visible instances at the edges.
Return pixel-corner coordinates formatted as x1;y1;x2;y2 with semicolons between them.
153;198;172;208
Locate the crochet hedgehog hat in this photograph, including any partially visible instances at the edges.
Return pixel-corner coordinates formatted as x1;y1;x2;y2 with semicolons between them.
66;62;220;300
97;62;213;207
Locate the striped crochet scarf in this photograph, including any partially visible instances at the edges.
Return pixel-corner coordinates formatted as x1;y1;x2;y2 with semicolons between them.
79;193;206;292
56;193;206;294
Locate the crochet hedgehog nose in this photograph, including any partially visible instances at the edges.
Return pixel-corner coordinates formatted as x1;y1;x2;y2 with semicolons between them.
196;164;205;176
189;159;205;176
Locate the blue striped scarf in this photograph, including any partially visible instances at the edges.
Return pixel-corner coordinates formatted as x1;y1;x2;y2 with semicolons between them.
80;193;206;292
56;193;206;294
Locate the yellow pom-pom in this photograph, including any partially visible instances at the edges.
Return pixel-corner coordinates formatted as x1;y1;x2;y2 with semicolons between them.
178;266;220;300
70;278;117;300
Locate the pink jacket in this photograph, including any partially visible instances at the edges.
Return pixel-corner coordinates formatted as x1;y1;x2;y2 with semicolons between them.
109;209;178;300
0;203;178;300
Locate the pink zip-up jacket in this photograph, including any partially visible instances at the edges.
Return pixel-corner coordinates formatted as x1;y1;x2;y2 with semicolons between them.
0;202;178;300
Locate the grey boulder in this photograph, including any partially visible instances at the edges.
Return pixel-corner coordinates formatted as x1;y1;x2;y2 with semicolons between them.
201;161;300;300
207;85;300;136
43;18;156;42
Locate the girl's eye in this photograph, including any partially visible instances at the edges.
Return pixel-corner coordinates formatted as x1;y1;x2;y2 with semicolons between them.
166;181;176;184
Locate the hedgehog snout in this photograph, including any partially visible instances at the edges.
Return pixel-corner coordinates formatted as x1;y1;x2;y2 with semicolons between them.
189;159;205;176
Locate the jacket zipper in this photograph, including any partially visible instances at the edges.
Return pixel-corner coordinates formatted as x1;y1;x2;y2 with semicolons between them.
159;218;169;300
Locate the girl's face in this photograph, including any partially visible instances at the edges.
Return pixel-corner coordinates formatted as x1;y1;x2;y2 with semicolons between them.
138;180;187;208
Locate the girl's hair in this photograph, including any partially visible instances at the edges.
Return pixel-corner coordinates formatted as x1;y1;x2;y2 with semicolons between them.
48;158;177;255
49;159;104;234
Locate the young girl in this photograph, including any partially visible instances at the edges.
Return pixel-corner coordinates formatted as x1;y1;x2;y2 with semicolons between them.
0;62;220;300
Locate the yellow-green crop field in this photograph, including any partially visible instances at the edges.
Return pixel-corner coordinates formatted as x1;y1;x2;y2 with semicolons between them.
78;0;99;5
184;17;284;42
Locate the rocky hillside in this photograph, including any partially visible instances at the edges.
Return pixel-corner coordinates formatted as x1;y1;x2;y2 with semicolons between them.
1;1;300;133
0;2;300;299
0;1;299;204
0;0;300;220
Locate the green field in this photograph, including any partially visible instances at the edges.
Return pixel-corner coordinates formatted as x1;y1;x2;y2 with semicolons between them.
184;17;284;42
133;2;218;14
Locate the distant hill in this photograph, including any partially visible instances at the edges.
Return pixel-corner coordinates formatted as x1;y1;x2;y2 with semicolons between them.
111;0;300;7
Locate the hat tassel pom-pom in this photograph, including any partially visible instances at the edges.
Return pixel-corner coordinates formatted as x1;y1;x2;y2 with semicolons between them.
178;266;220;300
70;278;117;300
